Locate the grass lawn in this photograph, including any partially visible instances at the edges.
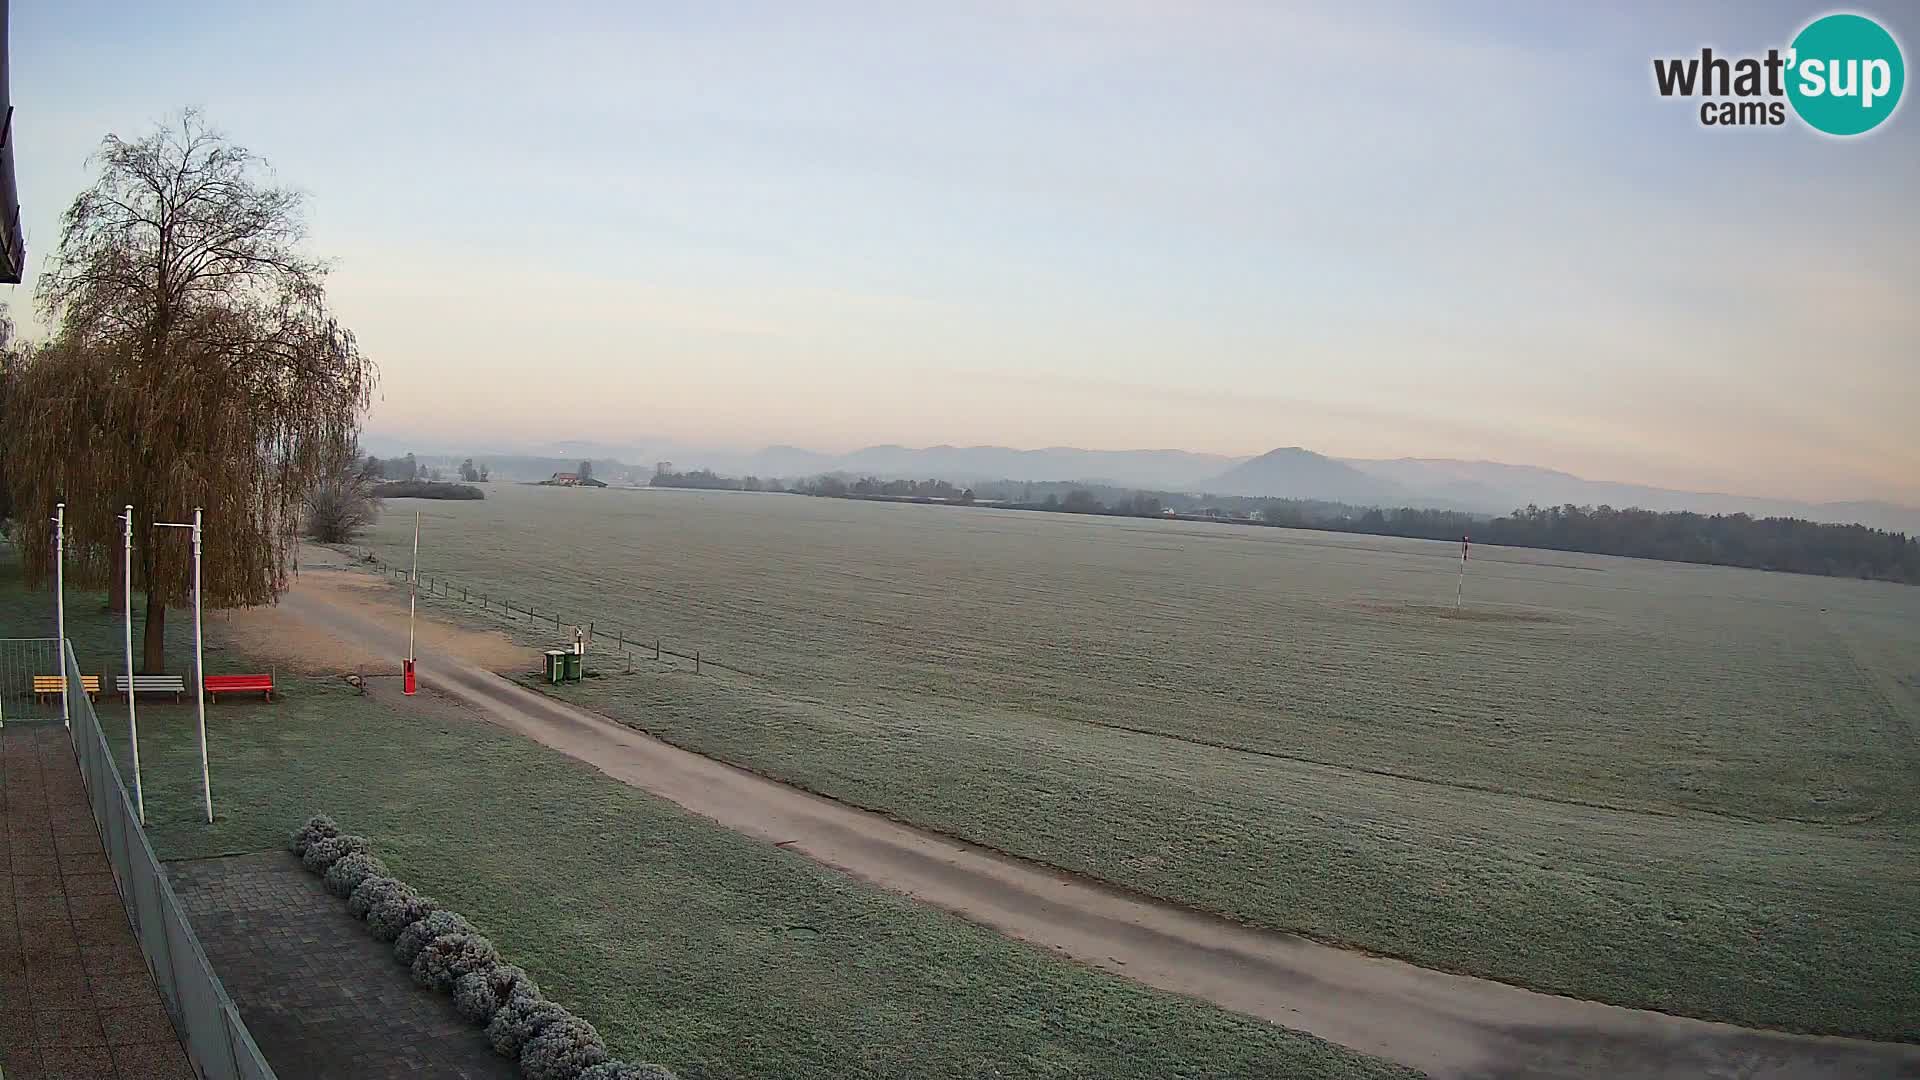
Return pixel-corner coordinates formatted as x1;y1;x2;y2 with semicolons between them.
1;550;1415;1079
341;489;1920;1041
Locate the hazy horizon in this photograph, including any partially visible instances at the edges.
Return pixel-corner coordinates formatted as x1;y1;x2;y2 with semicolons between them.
12;1;1917;504
359;429;1920;511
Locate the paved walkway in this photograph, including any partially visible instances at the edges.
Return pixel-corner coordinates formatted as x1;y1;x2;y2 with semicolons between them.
0;724;194;1080
168;851;515;1080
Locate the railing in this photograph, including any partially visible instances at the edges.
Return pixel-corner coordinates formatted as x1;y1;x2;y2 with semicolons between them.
362;555;762;678
62;639;278;1080
0;636;62;724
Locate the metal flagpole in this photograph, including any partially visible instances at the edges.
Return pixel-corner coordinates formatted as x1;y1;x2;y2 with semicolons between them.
405;511;420;694
1456;534;1470;612
53;502;67;727
154;509;213;822
123;506;145;824
192;508;210;822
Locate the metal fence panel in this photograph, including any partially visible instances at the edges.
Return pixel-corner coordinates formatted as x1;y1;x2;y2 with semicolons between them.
62;640;278;1080
0;637;63;723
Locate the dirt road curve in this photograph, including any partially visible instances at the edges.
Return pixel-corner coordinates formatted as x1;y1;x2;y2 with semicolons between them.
276;566;1920;1080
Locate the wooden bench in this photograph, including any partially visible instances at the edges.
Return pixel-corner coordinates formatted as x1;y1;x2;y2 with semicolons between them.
204;673;275;702
32;675;101;703
115;674;187;702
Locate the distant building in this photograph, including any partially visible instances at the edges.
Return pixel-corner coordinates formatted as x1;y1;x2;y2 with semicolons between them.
541;472;607;488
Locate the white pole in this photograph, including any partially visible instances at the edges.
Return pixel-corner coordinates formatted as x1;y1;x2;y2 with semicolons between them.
408;511;420;661
54;502;67;727
192;507;211;824
124;506;145;824
1456;534;1469;612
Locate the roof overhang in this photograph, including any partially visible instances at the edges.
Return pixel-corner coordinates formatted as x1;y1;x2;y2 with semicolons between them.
0;0;23;285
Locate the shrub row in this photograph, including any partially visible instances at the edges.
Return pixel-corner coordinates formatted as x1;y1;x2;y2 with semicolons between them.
290;815;676;1080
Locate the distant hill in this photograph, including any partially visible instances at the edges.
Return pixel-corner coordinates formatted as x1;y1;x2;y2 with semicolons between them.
1341;458;1920;534
1205;447;1409;503
397;435;1919;533
725;443;1236;487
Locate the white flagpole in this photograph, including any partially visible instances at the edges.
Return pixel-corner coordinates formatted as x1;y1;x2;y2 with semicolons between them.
151;510;213;821
192;507;211;823
123;506;145;824
54;502;67;727
1456;534;1470;612
408;511;420;661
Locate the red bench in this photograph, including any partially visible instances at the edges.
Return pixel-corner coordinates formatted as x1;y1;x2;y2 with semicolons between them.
204;673;275;702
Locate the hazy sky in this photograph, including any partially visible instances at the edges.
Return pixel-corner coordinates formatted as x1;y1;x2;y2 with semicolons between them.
11;2;1918;502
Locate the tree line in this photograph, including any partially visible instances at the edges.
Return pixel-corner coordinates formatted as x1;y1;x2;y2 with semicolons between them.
994;488;1920;584
640;465;1919;583
754;474;1913;584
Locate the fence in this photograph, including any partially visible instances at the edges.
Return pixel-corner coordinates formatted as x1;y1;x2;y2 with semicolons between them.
62;639;278;1080
0;636;63;724
363;555;760;679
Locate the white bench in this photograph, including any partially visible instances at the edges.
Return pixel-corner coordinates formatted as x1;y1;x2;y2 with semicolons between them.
115;674;188;702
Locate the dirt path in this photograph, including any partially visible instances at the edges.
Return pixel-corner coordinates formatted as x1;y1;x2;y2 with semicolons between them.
260;561;1920;1080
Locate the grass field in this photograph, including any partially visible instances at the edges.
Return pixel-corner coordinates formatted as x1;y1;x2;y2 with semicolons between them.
354;484;1920;1039
0;550;1413;1080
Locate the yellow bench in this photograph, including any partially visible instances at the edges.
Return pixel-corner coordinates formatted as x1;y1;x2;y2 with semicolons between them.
33;675;101;703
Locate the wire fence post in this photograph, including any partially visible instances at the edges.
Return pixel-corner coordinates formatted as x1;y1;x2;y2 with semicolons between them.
696;651;702;675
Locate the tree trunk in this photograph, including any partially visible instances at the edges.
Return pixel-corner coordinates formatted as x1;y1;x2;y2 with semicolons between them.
105;565;126;614
142;594;167;674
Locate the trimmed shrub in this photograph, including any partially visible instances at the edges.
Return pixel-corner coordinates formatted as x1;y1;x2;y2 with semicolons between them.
347;875;404;920
580;1063;678;1080
301;834;371;875
486;992;569;1059
366;887;438;942
323;852;388;899
411;931;500;992
288;814;340;855
453;964;539;1026
519;1015;608;1080
394;909;474;967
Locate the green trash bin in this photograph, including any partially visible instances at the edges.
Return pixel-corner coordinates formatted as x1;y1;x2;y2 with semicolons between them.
543;650;566;685
563;651;583;682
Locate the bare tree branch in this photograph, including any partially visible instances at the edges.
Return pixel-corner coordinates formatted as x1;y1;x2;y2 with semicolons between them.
12;108;377;672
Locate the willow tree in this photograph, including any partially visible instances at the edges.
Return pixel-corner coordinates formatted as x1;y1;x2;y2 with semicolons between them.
9;109;374;672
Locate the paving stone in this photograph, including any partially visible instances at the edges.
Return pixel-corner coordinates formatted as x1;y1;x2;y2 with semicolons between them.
168;851;518;1079
109;1040;195;1080
36;1042;116;1080
30;1008;106;1048
60;872;115;898
97;1003;176;1047
0;726;191;1080
0;1043;43;1079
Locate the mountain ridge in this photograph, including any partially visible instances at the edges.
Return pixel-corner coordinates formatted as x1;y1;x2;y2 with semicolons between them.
372;433;1919;533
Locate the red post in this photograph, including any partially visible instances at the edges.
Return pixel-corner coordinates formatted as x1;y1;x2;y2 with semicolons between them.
403;658;417;695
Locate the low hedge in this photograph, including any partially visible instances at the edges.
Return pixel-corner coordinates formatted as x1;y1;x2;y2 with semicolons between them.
288;814;676;1080
455;964;539;1026
324;852;388;899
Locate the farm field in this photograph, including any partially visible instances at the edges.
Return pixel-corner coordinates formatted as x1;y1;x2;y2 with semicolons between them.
356;483;1920;1040
0;552;1411;1080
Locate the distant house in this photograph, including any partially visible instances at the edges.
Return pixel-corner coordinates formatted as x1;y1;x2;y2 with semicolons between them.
538;472;607;488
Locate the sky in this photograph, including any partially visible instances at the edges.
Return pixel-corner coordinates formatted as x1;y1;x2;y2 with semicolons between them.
9;1;1918;503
